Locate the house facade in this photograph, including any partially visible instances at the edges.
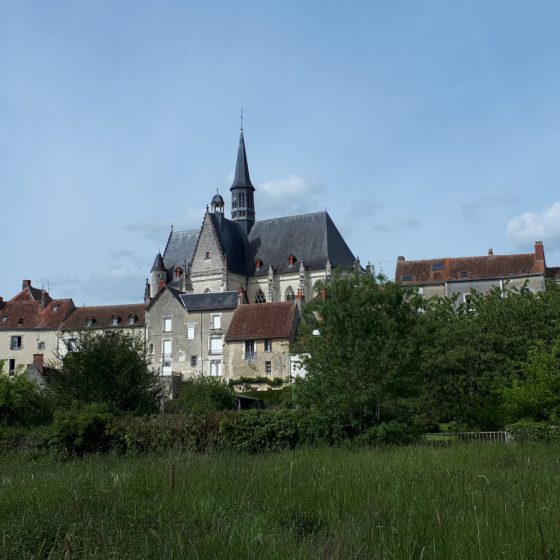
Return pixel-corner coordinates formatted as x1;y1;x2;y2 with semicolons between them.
0;280;75;376
395;241;554;301
146;287;240;379
224;301;299;387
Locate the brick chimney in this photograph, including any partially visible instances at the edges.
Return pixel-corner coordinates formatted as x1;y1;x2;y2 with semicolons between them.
0;296;3;308
32;354;44;374
488;248;494;256
397;256;405;262
535;241;545;263
22;279;31;290
237;287;245;306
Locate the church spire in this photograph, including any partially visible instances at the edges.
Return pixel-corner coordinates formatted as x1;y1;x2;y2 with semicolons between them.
230;128;256;235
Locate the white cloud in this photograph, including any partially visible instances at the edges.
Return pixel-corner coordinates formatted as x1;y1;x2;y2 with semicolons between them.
507;201;560;248
256;175;324;218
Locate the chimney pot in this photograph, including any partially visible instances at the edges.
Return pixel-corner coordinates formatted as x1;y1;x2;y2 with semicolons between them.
535;241;545;262
488;248;494;256
397;256;405;262
22;279;31;289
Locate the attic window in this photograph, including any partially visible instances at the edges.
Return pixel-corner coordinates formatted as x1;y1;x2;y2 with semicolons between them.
205;252;211;260
86;316;95;327
53;305;59;312
1;315;7;323
112;314;120;326
401;275;413;282
17;318;23;324
128;314;137;325
432;263;444;271
460;271;469;279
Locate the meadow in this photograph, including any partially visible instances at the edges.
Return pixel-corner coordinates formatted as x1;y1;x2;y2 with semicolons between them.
1;444;560;559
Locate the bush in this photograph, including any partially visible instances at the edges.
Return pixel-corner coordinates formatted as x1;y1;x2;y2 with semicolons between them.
354;421;419;446
0;425;52;454
51;402;116;455
506;420;560;443
218;410;303;453
166;377;235;415
0;375;52;426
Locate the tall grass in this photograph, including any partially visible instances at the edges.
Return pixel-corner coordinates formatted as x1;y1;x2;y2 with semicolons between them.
1;444;560;559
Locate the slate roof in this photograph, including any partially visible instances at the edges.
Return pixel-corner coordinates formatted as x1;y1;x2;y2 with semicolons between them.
151;252;166;272
225;302;298;342
180;291;239;312
61;304;146;330
162;228;200;277
396;250;546;285
210;214;247;275
0;282;75;330
247;211;355;275
230;131;255;191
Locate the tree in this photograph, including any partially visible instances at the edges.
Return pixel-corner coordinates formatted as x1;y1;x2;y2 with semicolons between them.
166;377;235;415
50;330;159;414
0;373;52;426
293;271;423;439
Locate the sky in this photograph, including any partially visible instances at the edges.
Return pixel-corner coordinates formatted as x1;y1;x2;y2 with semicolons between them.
2;1;560;305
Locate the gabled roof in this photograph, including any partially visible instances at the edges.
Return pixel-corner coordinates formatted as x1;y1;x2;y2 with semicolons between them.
180;291;239;312
247;211;355;275
163;228;200;276
60;304;146;330
396;248;546;285
225;302;298;342
210;214;247;275
0;282;74;330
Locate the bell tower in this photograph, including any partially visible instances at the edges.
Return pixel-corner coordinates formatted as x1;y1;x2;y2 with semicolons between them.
230;126;255;235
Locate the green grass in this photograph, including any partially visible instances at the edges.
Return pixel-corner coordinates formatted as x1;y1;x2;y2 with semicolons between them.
2;444;560;559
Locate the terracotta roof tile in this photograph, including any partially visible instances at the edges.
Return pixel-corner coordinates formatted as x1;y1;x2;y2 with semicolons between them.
0;294;74;331
225;302;298;342
61;304;146;330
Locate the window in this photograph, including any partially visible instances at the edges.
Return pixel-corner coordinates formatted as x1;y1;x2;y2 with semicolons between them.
255;289;266;303
285;286;295;301
112;315;120;326
86;316;94;327
148;343;154;355
2;315;8;323
53;305;59;312
209;336;223;355
264;339;272;352
187;325;195;340
191;355;197;367
211;314;221;330
205;251;211;259
210;361;222;377
245;340;256;360
8;359;15;376
463;293;472;305
418;287;425;296
66;338;78;352
128;314;136;325
163;318;172;332
37;341;46;351
460;271;469;279
432;263;444;271
10;336;22;350
265;361;272;374
239;193;246;207
401;275;413;282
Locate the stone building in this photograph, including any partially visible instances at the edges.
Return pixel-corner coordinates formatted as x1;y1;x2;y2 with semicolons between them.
0;280;75;376
146;286;240;379
395;241;555;301
145;128;357;305
224;301;299;387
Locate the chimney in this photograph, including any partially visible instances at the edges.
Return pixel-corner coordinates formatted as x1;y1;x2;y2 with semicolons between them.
237;287;245;306
22;279;31;290
295;288;305;309
0;296;3;308
255;259;263;272
32;354;44;374
397;256;405;262
535;241;545;263
288;254;296;268
41;289;47;309
488;248;494;256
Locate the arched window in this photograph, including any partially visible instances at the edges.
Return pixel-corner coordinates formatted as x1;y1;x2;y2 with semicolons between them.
285;286;295;301
255;289;266;303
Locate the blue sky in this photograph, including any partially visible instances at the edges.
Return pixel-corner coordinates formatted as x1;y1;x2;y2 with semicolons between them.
2;1;560;305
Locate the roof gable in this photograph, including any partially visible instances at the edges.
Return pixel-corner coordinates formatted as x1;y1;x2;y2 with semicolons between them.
225;302;298;341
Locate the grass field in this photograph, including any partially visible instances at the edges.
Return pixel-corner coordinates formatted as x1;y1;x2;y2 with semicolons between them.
1;444;560;559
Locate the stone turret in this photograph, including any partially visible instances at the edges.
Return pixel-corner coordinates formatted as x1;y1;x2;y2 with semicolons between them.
150;252;167;297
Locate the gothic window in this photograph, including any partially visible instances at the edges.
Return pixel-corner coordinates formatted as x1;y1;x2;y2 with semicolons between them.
285;286;295;301
255;289;266;303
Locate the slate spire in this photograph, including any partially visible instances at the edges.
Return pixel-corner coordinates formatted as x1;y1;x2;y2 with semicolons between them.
230;129;256;235
150;252;166;272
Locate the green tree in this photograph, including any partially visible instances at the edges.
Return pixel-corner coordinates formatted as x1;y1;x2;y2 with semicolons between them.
166;376;235;415
0;374;52;426
294;271;423;439
50;330;159;414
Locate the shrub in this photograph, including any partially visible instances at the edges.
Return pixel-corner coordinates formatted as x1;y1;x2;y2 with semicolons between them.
355;421;419;446
0;425;52;454
166;377;235;415
506;420;560;443
0;375;52;426
51;402;115;455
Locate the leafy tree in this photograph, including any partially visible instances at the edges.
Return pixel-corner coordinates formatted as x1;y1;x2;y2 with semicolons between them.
166;377;235;415
293;271;423;439
0;373;52;426
50;330;159;414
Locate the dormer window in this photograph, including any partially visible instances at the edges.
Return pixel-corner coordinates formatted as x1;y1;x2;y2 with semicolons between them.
460;271;469;279
53;305;59;312
128;314;137;325
112;314;120;326
17;318;23;325
288;254;297;267
2;315;7;323
205;251;211;260
86;316;95;327
401;275;413;282
255;258;264;271
174;267;183;278
432;263;444;271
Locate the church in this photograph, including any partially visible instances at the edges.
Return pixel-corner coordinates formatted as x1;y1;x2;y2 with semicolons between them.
146;129;357;304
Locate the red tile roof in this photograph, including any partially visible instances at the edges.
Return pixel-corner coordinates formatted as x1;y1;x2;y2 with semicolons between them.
225;302;298;342
0;283;74;330
60;304;146;330
395;247;546;286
